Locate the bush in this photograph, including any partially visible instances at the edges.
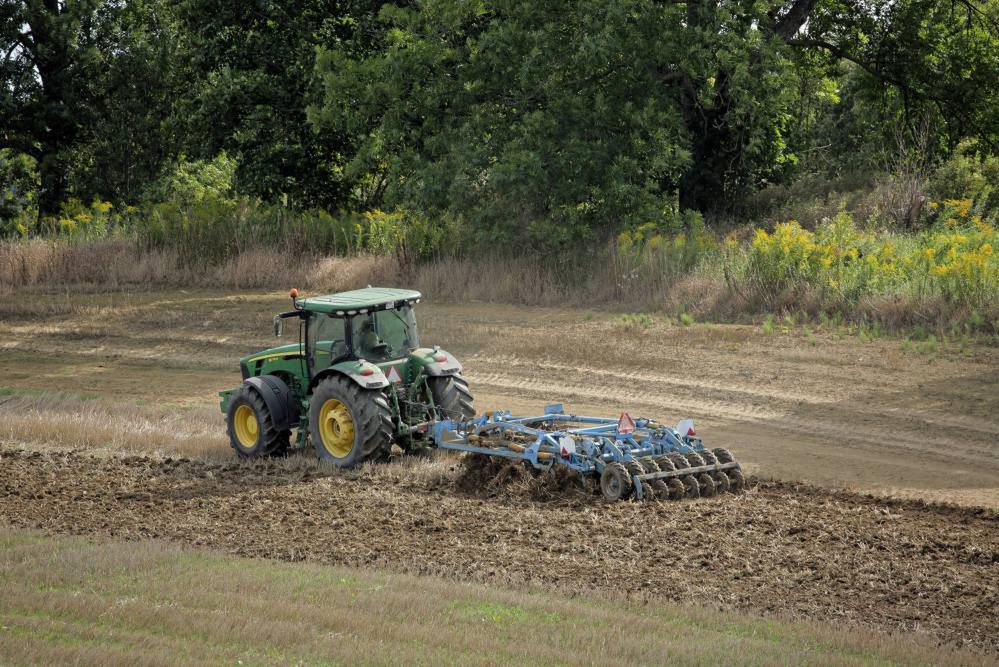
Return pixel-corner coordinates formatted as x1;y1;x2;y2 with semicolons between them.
746;211;997;315
926;141;999;224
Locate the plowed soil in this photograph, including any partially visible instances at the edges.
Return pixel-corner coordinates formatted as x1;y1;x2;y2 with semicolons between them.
2;449;996;651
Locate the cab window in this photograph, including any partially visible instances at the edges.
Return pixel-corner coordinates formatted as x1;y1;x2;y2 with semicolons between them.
310;314;347;364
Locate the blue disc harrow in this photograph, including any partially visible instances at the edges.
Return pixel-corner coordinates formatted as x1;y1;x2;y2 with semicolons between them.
432;403;744;501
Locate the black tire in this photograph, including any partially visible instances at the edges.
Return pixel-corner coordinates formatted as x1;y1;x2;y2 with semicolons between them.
268;431;292;457
226;385;284;459
428;374;475;421
309;375;393;467
600;462;633;501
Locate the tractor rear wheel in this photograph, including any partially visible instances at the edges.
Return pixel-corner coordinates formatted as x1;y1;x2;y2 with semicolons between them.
226;385;286;458
309;375;393;467
428;374;475;420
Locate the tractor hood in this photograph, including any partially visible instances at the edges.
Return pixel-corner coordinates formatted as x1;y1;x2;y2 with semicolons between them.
240;343;304;366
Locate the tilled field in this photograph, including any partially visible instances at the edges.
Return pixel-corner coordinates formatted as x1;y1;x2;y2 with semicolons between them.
2;449;996;652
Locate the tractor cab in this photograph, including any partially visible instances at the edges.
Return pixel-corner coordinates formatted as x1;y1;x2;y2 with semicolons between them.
295;288;423;368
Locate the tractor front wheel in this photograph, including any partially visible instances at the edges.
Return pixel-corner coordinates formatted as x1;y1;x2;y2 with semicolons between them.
309;375;393;467
226;386;286;458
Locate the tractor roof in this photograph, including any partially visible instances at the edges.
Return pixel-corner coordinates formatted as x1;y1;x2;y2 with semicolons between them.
298;287;422;314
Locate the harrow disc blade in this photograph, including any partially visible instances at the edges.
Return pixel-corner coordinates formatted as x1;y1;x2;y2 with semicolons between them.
639;457;669;500
713;470;731;494
697;473;715;497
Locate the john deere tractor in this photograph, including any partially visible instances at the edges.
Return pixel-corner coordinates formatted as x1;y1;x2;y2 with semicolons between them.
219;287;474;466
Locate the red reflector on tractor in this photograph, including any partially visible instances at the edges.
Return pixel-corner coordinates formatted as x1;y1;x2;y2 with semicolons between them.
434;353;447;362
617;412;636;434
360;367;374;376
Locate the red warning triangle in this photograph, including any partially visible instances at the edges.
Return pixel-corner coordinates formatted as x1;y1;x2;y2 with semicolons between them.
617;412;636;434
386;366;403;384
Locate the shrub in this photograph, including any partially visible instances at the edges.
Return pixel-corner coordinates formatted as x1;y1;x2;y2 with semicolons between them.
925;141;999;224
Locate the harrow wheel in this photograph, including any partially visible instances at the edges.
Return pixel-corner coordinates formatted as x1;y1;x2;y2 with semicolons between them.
684;451;705;467
698;450;728;493
713;448;735;464
697;473;716;497
667;453;699;498
713;471;731;494
712;448;744;493
639;458;669;500
600;462;633;502
623;461;648;499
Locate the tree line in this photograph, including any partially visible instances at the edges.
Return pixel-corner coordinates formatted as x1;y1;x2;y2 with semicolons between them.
2;0;997;246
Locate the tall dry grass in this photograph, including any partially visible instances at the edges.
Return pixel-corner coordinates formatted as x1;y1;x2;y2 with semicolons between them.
0;238;731;313
1;235;995;335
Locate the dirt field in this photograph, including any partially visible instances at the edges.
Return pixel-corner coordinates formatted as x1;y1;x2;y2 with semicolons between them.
1;449;997;652
0;289;997;653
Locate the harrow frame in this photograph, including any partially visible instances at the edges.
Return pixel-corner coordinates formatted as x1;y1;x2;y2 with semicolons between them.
432;403;742;501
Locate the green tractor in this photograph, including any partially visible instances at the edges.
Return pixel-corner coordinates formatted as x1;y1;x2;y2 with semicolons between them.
219;287;474;466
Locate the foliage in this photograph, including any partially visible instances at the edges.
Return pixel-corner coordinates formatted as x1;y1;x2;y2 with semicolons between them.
926;141;999;223
171;0;383;210
747;211;997;312
0;150;37;237
311;0;807;244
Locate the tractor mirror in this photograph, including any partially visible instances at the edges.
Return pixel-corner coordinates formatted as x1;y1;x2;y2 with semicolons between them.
273;316;283;338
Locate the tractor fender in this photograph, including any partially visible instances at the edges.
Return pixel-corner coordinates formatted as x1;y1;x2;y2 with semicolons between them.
412;347;463;377
313;360;389;391
243;375;296;432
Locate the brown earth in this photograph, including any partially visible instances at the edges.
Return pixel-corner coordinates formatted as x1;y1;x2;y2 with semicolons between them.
1;448;997;651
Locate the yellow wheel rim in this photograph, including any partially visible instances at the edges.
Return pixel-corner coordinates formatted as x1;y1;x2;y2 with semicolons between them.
233;404;259;448
319;398;355;458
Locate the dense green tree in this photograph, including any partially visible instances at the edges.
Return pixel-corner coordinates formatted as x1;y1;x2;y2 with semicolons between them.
313;0;998;244
312;0;801;243
1;1;184;214
72;0;186;204
172;0;383;210
1;0;103;216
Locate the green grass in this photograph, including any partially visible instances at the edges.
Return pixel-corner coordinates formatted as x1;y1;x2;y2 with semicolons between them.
0;529;989;666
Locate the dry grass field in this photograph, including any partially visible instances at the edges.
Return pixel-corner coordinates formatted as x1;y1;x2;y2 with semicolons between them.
1;288;997;664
